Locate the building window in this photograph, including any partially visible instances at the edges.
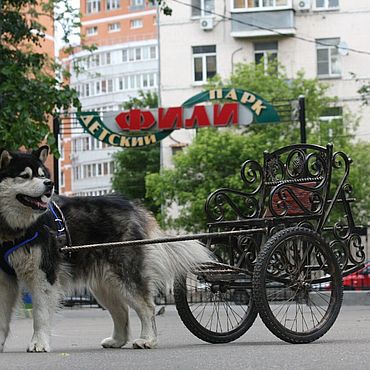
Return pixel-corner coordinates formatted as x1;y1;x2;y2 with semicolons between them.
135;48;141;60
60;171;65;187
319;107;342;141
60;141;64;160
122;49;128;62
86;0;101;13
191;0;214;17
106;0;120;10
86;26;98;36
232;0;288;9
314;0;339;10
130;0;144;8
130;19;143;29
107;79;114;92
122;46;157;62
316;38;340;78
95;81;101;94
150;46;157;59
254;41;278;71
108;23;120;32
192;45;216;83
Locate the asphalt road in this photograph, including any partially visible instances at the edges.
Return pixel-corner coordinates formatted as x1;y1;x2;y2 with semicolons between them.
1;305;370;370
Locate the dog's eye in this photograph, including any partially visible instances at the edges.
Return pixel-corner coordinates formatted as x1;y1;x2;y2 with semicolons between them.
19;174;30;179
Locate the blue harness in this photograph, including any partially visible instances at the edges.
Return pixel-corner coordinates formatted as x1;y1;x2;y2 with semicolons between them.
0;202;68;276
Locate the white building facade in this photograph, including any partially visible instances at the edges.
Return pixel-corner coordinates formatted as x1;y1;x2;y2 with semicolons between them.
159;0;370;167
66;39;159;196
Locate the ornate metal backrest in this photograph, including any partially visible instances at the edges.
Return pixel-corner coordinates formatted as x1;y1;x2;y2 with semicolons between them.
205;143;333;224
204;143;366;273
262;143;333;222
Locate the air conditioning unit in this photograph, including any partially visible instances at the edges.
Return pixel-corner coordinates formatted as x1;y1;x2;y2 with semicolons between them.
200;17;214;31
296;0;310;10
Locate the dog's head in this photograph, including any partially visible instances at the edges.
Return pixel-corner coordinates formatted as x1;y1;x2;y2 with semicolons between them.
0;146;54;231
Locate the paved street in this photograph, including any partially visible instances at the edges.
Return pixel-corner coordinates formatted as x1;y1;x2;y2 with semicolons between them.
1;305;370;370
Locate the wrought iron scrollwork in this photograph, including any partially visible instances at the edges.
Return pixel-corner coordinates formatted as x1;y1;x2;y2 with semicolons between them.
240;160;264;194
205;160;264;222
205;189;260;222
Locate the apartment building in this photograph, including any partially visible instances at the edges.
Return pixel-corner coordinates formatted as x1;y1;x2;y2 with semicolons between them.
159;0;370;167
60;0;159;196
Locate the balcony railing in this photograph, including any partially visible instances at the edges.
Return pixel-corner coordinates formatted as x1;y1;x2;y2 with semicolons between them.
230;8;295;38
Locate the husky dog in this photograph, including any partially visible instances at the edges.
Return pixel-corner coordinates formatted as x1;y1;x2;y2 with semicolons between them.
0;146;211;352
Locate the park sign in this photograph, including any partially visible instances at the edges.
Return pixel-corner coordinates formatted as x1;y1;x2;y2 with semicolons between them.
77;88;280;148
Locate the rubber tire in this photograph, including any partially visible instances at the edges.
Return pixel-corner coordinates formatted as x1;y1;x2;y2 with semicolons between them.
253;226;343;344
174;272;258;344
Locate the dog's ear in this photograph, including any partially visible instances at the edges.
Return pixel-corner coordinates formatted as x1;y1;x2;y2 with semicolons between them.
32;146;49;164
0;150;12;169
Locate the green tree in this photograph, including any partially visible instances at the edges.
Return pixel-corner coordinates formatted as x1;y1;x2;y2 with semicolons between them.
0;0;80;154
112;91;160;214
146;61;369;231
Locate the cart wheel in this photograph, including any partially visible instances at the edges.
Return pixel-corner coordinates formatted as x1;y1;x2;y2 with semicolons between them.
253;227;343;344
174;270;258;343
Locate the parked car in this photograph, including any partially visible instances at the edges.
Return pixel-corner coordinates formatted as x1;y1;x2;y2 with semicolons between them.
342;262;370;290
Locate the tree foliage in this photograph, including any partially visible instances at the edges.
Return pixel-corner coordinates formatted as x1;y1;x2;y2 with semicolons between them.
112;91;160;214
146;62;370;231
0;0;80;154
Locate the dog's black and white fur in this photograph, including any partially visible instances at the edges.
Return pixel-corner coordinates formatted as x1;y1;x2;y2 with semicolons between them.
0;146;211;352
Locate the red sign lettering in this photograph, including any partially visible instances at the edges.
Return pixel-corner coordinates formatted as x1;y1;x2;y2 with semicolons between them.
158;107;183;130
185;105;211;128
115;109;156;131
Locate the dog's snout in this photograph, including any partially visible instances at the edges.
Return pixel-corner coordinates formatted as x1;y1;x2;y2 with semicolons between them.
44;179;54;189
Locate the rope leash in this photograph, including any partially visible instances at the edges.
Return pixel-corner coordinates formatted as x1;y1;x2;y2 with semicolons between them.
60;228;267;253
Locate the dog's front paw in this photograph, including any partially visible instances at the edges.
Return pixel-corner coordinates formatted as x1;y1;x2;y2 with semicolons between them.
132;338;157;349
27;340;50;353
101;337;127;348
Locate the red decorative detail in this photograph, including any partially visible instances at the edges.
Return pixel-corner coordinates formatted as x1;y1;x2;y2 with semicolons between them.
265;182;317;217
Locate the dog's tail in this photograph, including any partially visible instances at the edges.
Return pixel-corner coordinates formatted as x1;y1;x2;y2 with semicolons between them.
143;228;213;293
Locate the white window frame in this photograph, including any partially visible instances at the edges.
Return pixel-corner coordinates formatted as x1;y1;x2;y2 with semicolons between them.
106;0;120;10
150;45;157;59
108;23;120;33
231;0;292;12
192;45;217;84
86;26;98;37
130;19;143;29
313;0;339;11
254;41;278;72
131;0;144;6
316;38;341;78
60;171;65;187
191;0;215;18
86;0;101;14
122;49;128;62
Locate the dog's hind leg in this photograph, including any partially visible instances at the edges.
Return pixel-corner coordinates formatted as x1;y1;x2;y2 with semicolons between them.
0;271;18;352
90;284;130;348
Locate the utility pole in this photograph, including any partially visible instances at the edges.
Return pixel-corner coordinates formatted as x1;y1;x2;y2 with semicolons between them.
298;95;307;144
53;116;60;194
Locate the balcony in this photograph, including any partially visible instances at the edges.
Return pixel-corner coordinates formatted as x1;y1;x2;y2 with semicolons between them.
230;8;296;38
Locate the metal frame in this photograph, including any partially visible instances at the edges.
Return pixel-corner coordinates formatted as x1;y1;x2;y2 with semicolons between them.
60;143;365;283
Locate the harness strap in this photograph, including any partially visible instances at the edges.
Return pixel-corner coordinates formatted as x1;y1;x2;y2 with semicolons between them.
0;232;39;276
49;201;72;247
0;202;71;276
